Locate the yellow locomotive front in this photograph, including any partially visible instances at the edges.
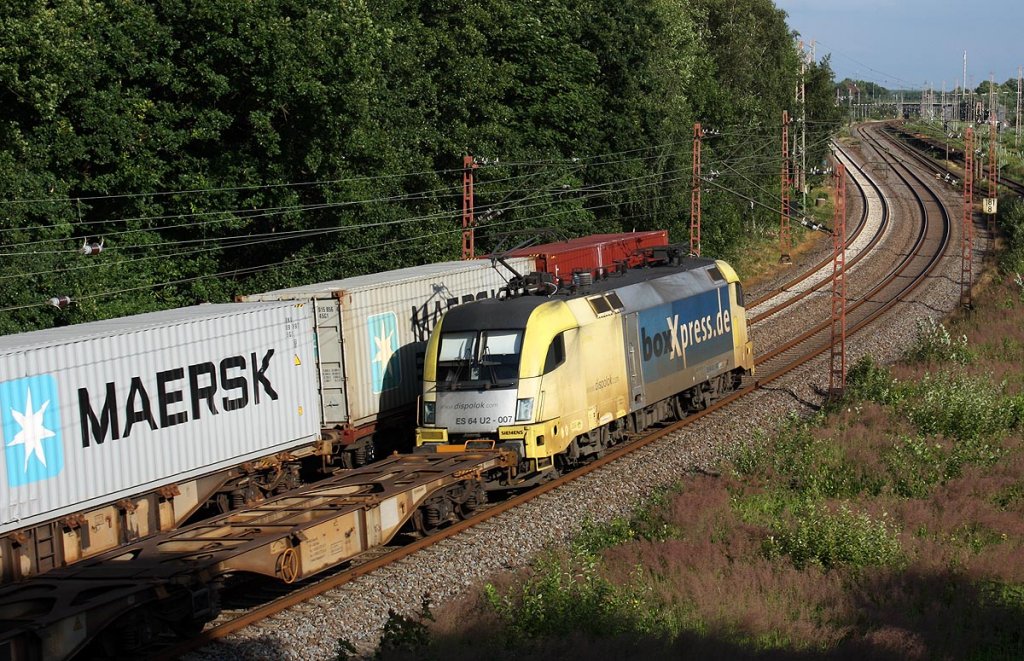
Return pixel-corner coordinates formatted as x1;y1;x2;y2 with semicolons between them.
417;293;623;487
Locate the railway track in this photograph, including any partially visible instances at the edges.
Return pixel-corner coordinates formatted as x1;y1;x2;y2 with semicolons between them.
0;124;966;661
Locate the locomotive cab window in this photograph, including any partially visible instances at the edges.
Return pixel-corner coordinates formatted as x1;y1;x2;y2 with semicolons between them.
605;292;624;310
708;266;725;282
436;329;523;385
587;295;613;316
543;333;566;374
733;282;745;307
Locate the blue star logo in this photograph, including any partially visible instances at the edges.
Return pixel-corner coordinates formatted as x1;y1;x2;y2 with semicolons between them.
368;312;401;394
2;375;64;487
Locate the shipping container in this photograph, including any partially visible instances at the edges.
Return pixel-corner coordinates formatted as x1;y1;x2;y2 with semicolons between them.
0;302;319;535
239;259;534;454
503;231;669;282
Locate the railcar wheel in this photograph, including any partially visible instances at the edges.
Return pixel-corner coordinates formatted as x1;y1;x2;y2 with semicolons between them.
671;394;686;421
353;439;376;466
277;547;300;583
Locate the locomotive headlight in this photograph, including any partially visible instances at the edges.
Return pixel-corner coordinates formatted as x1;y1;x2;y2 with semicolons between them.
422;400;436;425
515;398;534;422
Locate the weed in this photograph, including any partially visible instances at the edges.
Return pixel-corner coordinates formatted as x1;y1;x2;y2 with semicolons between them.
374;594;434;659
764;502;903;570
484;548;662;643
334;638;357;661
846;356;902;404
905;317;972;365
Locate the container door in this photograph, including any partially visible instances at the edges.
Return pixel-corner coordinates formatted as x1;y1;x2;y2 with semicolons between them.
314;298;349;425
624;313;645;411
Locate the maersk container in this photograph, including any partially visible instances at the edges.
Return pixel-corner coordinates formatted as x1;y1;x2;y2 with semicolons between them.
504;231;669;281
0;302;319;535
239;259;534;441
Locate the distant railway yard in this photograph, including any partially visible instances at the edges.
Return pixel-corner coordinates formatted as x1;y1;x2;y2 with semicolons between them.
1;120;1005;660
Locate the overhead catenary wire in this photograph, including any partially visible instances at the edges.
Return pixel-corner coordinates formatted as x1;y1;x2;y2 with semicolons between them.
0;118;831;255
0;129;833;284
0;181;695;314
0;119;843;312
0;165;698;286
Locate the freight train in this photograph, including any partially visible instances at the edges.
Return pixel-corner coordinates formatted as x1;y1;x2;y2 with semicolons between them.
0;231;668;584
415;246;754;486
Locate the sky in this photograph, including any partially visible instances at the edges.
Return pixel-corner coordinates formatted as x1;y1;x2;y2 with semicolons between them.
774;0;1022;91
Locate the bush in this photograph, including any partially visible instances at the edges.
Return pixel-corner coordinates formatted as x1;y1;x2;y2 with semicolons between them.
484;549;662;642
732;414;879;500
846;356;903;404
883;435;947;498
905;317;972;365
573;489;681;555
764;502;903;570
901;372;1015;443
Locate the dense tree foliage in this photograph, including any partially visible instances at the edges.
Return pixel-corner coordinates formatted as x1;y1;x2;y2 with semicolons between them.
0;0;840;333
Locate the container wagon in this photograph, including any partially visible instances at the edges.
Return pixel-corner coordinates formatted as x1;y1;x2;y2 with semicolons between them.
501;230;669;282
0;302;319;583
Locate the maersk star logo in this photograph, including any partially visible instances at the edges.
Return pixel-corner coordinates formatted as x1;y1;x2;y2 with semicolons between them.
368;312;400;394
2;375;64;487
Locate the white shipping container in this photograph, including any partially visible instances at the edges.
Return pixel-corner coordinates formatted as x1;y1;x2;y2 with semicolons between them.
0;302;319;534
241;259;533;432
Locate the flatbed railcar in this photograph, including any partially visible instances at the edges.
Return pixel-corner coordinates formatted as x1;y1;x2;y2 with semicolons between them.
416;246;754;486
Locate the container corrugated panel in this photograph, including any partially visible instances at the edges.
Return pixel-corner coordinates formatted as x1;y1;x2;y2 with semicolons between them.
0;302;320;534
505;231;669;280
240;259;534;429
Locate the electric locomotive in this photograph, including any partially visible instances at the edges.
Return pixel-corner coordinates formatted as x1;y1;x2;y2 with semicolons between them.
415;247;754;487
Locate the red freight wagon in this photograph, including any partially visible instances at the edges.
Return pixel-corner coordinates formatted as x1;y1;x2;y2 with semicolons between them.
504;230;669;282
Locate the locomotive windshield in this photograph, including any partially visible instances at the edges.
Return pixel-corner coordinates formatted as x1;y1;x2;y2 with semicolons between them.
436;329;523;387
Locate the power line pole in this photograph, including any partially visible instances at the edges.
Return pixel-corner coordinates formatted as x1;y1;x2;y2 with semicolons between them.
690;123;703;257
829;162;847;400
963;51;969;123
990;73;998;200
989;74;998;234
941;81;946;126
780;110;792;263
953;78;959;128
961;127;974;309
461;155;478;260
1017;66;1022;148
798;40;810;213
